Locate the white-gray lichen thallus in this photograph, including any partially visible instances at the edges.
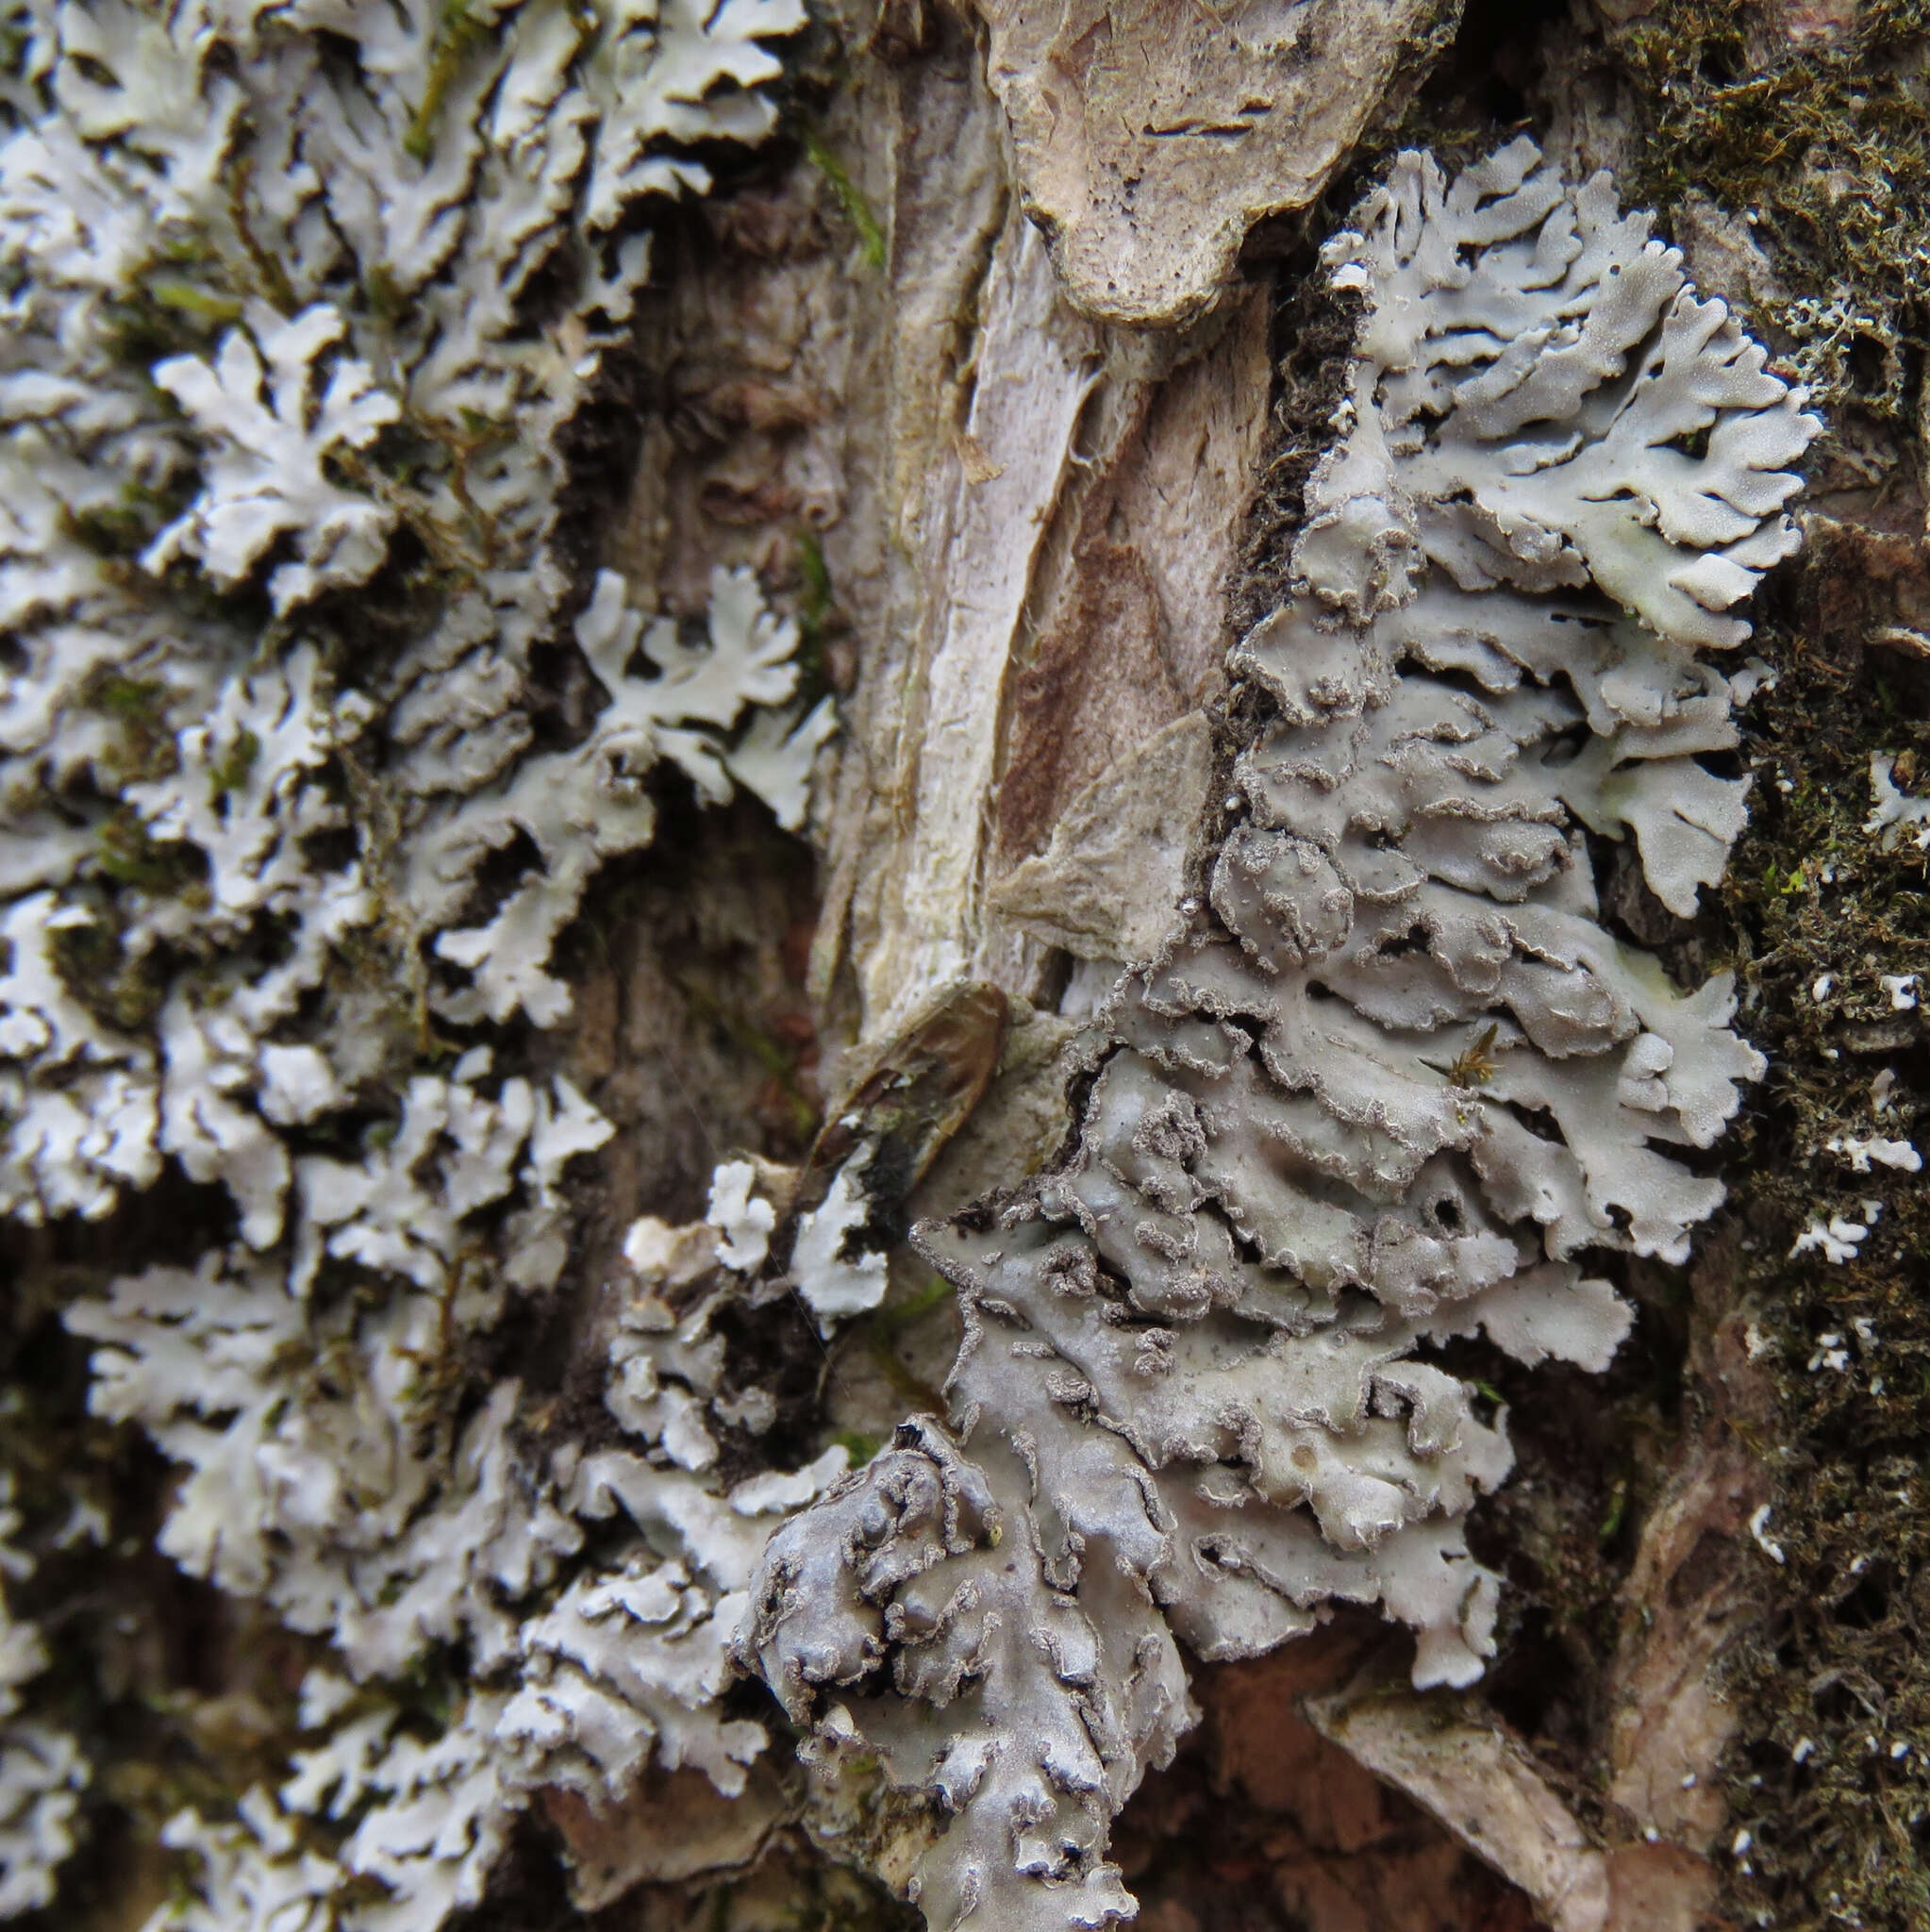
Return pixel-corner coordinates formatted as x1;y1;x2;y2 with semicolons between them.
733;139;1822;1932
0;0;825;1918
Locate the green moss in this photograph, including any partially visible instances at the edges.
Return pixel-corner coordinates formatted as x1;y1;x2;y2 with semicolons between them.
802;125;888;273
404;0;505;161
63;479;188;564
1603;3;1930;420
92;805;206;899
207;727;260;801
826;1427;882;1467
45;910;171;1034
861;1274;951;1340
74;668;180;790
1702;632;1930;1930
99;286;232;371
83;673;166;721
794;525;834;683
1595;1476;1628;1546
141;274;245;326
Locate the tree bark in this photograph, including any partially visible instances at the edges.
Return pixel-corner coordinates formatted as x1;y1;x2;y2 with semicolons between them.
601;7;1930;1929
8;3;1929;1931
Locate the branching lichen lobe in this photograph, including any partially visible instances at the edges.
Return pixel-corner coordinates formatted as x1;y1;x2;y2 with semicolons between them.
735;139;1822;1930
0;0;837;1920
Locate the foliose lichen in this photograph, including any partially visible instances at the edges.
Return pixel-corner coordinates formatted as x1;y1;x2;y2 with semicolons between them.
0;1475;86;1916
0;0;832;1918
117;1182;848;1932
732;139;1821;1931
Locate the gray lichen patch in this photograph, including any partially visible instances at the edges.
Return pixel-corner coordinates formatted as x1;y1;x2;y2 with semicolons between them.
0;0;843;1918
734;141;1819;1930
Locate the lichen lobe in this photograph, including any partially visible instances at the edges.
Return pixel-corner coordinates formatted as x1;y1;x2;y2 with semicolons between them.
737;138;1821;1932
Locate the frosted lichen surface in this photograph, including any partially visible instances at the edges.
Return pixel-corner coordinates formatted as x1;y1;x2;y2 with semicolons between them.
0;0;820;1917
0;0;828;1233
735;141;1819;1931
125;1192;843;1931
0;1478;87;1916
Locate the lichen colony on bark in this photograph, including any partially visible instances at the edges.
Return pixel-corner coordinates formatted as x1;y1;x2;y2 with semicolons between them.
0;0;829;1920
732;141;1822;1932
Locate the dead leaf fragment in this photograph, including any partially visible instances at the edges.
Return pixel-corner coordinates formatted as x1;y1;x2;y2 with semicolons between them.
990;711;1213;961
541;1763;790;1910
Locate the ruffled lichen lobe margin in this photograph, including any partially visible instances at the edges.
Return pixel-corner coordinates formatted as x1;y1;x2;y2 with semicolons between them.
0;0;843;1921
733;139;1822;1932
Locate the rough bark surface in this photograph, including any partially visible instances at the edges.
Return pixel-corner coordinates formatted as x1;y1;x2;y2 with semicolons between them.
5;3;1930;1932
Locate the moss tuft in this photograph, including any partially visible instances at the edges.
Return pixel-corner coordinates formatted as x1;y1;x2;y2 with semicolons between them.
1705;625;1930;1930
1605;2;1930;423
